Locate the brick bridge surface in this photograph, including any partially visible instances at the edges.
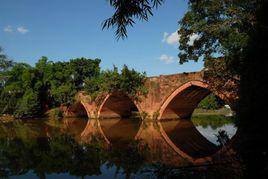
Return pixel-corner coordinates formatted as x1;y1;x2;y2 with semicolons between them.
65;71;232;120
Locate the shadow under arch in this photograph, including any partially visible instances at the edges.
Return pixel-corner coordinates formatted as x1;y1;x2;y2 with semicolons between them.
97;92;142;119
64;101;91;118
158;81;212;120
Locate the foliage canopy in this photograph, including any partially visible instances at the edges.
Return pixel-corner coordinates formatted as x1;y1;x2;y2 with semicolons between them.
0;53;146;118
103;0;164;39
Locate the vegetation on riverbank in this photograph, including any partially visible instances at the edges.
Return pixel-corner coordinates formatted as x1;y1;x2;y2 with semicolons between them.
193;107;232;116
191;115;235;129
0;53;147;119
85;65;147;100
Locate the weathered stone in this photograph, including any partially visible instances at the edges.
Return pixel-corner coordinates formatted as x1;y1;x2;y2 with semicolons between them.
69;71;236;120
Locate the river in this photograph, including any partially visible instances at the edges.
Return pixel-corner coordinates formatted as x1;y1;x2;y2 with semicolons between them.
0;115;241;178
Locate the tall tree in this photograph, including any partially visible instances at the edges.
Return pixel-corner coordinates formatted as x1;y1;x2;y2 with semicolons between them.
0;47;14;88
0;47;13;72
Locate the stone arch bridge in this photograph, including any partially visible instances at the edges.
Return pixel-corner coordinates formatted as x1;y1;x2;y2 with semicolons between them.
65;71;235;120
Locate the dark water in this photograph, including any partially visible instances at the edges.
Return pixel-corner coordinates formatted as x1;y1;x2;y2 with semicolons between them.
0;116;241;178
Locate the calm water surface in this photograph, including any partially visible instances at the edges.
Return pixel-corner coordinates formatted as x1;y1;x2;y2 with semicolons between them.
0;116;241;178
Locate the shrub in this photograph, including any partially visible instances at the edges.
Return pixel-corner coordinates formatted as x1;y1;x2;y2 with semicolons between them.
48;108;63;120
198;94;224;110
14;90;42;118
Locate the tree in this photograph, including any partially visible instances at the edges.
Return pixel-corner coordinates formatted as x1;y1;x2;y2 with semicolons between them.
203;57;239;107
49;58;101;106
178;0;255;66
236;1;268;177
50;83;76;106
0;56;103;117
177;1;267;176
0;47;14;89
103;0;164;39
14;90;42;118
198;93;224;110
0;47;13;72
0;63;32;115
84;65;147;100
69;58;101;89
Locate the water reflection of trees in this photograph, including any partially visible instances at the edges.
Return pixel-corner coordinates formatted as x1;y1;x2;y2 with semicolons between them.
139;162;243;179
105;139;150;178
0;135;242;179
0;135;150;178
0;135;104;178
191;115;236;129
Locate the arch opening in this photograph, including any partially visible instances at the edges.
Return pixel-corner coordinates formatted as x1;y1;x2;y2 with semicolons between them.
98;92;140;119
64;101;89;118
159;81;211;120
191;93;237;147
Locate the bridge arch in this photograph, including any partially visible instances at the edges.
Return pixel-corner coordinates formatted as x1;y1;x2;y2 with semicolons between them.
63;101;91;118
98;92;142;119
158;81;212;120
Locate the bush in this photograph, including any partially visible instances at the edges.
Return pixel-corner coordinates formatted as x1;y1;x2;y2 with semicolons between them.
14;90;42;118
198;94;224;110
47;108;63;120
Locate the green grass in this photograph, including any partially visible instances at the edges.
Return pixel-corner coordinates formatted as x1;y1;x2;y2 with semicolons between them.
191;115;236;129
192;107;232;116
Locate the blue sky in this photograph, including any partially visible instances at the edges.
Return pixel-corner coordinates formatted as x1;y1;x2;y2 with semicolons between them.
0;0;204;76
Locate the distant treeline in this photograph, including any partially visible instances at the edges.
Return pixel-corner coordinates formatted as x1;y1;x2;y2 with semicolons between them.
0;54;146;118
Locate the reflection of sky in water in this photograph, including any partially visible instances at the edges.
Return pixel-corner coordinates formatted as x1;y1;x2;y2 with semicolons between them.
195;124;237;145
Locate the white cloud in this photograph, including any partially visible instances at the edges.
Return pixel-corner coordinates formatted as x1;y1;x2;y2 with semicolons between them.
159;54;175;64
187;33;200;45
162;31;180;45
162;31;200;46
17;26;29;34
3;25;13;33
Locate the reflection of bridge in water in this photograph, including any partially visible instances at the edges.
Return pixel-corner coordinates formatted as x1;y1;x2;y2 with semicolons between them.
62;117;233;167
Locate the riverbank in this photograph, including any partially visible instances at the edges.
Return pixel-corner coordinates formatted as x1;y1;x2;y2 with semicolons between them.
1;107;234;123
192;107;233;117
0;115;15;123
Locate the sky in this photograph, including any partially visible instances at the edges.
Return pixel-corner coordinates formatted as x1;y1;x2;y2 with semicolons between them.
0;0;204;76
